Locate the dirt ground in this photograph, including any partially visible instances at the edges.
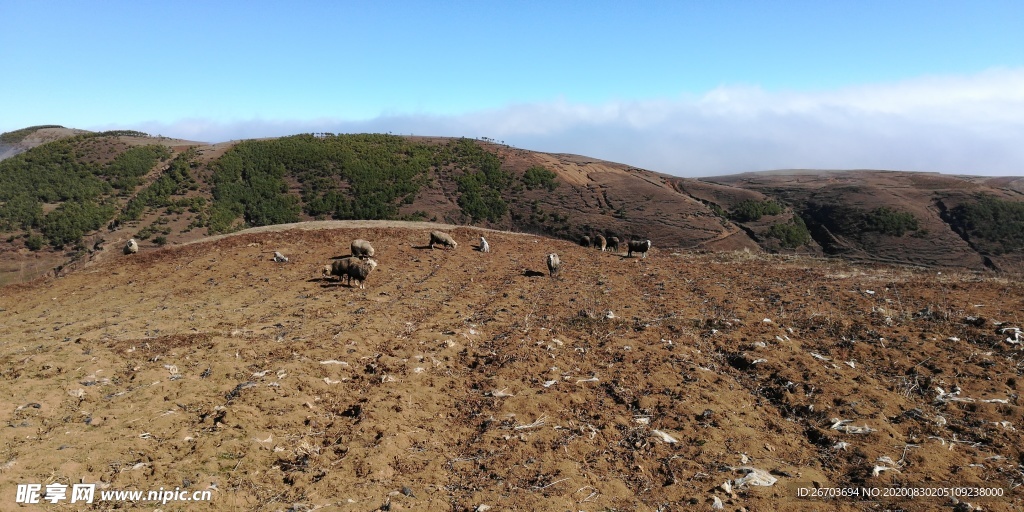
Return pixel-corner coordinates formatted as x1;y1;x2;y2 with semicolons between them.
1;224;1023;511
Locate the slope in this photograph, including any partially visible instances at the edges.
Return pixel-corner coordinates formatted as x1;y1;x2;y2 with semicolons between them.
1;224;1021;511
699;170;1024;270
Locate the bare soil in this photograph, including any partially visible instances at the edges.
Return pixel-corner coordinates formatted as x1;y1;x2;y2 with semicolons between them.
1;224;1023;511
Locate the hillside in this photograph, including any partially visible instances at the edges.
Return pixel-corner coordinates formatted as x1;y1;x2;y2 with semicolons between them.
1;223;1022;510
696;171;1024;271
0;125;91;161
4;126;1024;287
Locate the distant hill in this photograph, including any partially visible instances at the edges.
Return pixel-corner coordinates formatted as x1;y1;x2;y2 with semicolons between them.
2;126;1024;285
0;125;91;160
696;170;1024;271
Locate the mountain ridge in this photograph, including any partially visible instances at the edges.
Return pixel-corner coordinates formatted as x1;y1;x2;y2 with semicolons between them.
2;125;1023;286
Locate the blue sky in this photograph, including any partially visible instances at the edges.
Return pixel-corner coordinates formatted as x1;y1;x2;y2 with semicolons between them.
2;1;1023;176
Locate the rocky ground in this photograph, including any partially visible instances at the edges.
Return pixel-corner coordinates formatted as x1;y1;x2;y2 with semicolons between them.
1;223;1023;511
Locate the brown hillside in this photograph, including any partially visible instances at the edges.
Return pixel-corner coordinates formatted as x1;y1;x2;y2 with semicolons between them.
489;147;759;252
1;223;1022;511
702;170;1024;269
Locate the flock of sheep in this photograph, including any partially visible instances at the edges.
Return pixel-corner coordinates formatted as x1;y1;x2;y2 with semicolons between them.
122;229;652;289
580;234;651;259
317;230;652;289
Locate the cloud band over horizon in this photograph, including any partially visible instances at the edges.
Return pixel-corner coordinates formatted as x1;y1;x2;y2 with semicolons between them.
93;68;1024;178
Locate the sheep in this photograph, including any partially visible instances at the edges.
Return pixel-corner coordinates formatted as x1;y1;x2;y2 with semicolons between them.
479;236;490;253
273;251;289;263
346;258;378;289
607;237;620;252
547;253;561;278
323;257;378;288
323;258;357;286
351;239;375;258
593;235;607;251
429;231;457;250
627;239;652;259
579;235;591;247
123;239;139;255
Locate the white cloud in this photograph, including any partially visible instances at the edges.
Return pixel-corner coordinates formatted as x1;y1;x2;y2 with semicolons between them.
98;68;1024;177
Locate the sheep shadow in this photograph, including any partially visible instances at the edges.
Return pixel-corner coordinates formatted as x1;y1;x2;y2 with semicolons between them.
311;276;342;286
523;269;547;278
316;278;359;288
329;254;357;260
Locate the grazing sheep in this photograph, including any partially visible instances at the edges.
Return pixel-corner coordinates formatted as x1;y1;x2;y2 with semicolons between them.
429;231;458;250
323;257;378;288
479;236;490;253
607;237;620;252
579;235;591;247
273;251;289;263
123;239;139;255
351;239;375;258
547;253;561;277
346;258;378;289
593;235;607;251
323;257;357;285
627;239;652;259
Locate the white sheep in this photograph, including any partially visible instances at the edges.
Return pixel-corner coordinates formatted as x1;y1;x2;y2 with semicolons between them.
429;231;458;250
351;239;375;258
627;239;652;258
479;236;490;253
547;253;561;278
273;251;289;263
123;239;139;255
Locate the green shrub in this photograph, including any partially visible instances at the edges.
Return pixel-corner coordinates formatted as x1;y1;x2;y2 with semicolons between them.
118;149;197;222
863;207;919;236
25;233;44;251
522;166;559;191
456;158;512;222
803;203;920;239
210;134;437;230
730;199;785;222
766;216;812;248
0;194;43;231
41;200;115;248
105;145;172;190
947;195;1024;254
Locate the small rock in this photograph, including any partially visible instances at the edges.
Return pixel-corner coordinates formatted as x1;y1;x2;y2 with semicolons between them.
710;495;724;510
